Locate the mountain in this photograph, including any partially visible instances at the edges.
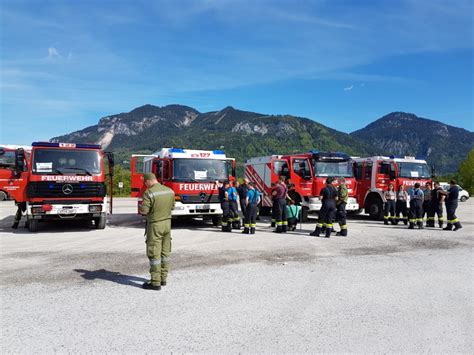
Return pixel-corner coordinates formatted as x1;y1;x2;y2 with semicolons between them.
350;112;474;174
51;104;374;170
51;105;472;174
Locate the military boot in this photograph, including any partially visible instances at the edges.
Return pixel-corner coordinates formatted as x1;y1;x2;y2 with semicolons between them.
250;227;256;234
310;226;321;237
453;222;463;231
443;223;453;231
142;282;161;291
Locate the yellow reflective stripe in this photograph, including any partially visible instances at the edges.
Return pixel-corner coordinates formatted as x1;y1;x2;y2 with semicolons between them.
340;224;347;229
250;224;256;227
317;223;323;227
244;224;250;227
326;224;333;227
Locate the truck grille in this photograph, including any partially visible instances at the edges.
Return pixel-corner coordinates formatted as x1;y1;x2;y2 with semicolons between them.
179;194;220;204
27;182;106;198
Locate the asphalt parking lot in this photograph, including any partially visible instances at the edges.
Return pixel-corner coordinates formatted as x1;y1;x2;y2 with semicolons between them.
1;198;473;353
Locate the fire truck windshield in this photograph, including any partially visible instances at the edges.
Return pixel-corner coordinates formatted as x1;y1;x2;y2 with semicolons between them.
396;162;431;179
173;159;228;181
32;149;101;175
312;160;353;177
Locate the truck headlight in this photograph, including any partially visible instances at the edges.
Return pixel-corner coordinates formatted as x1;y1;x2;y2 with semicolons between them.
89;205;102;213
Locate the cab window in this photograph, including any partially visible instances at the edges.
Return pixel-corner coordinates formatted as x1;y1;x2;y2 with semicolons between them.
292;159;310;178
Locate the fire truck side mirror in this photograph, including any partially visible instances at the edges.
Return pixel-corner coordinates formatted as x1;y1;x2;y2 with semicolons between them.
106;152;115;170
14;148;25;176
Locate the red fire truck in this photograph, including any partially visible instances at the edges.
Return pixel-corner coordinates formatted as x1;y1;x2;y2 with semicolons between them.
0;145;30;201
353;155;432;219
131;148;236;225
244;151;359;221
10;142;114;232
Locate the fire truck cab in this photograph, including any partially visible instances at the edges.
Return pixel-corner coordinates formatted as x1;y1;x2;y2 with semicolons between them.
0;145;30;201
18;142;114;232
244;151;359;221
131;148;236;225
353;155;432;219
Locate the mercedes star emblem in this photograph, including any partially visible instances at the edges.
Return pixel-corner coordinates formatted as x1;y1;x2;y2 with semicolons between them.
62;184;74;195
199;192;207;202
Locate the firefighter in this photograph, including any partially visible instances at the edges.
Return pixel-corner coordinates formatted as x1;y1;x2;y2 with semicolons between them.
272;175;289;233
11;202;27;229
383;183;396;225
140;173;175;291
218;180;232;232
236;179;249;219
395;185;409;225
422;182;433;227
408;183;424;229
335;177;348;236
443;179;462;231
242;182;261;234
227;182;240;229
430;181;445;228
270;182;277;228
310;178;337;238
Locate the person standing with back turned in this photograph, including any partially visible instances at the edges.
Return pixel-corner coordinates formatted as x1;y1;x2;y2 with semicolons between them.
140;173;175;291
443;179;463;231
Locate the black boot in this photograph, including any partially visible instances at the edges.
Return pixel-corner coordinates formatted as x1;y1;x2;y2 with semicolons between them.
336;229;347;237
439;222;444;229
271;220;276;228
403;218;408;225
393;218;399;225
325;227;332;238
417;221;424;229
11;222;19;229
242;227;250;234
142;282;161;291
250;227;256;234
408;222;415;229
310;226;321;237
384;219;389;225
453;222;463;231
274;226;282;233
443;224;453;231
282;224;288;233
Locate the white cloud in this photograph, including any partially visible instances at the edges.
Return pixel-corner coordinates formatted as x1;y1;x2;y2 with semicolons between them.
344;85;354;92
48;47;61;59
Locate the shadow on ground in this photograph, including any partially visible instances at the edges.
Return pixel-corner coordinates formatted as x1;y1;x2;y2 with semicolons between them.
74;268;147;288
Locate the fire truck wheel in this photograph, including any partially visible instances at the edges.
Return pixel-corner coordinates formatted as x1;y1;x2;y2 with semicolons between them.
212;216;222;227
94;215;106;229
0;191;7;201
28;219;39;232
367;198;384;220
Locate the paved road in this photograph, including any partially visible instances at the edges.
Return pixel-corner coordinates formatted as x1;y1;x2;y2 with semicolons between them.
1;199;473;353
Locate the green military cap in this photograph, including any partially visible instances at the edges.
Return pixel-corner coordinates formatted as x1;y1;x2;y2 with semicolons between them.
143;172;157;181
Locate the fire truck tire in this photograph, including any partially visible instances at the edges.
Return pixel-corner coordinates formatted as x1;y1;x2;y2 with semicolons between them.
367;197;384;220
28;219;39;232
460;196;467;202
94;214;106;229
212;216;222;227
0;191;7;201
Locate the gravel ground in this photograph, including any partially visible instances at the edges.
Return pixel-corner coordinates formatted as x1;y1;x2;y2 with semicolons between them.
1;198;473;353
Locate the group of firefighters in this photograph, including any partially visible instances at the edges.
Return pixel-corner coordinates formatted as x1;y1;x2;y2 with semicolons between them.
218;175;350;238
382;180;463;231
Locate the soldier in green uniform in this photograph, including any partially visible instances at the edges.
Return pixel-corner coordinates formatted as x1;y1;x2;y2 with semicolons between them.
335;177;349;236
140;173;175;291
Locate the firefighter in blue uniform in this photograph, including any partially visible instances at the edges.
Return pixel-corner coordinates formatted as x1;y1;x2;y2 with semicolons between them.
242;182;261;234
422;182;432;227
443;180;462;231
408;183;424;229
237;179;249;219
227;182;240;229
218;181;232;232
430;181;445;228
310;178;337;238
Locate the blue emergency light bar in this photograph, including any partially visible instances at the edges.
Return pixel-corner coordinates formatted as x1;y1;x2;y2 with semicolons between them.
310;150;350;160
32;142;102;149
212;150;225;155
169;148;185;153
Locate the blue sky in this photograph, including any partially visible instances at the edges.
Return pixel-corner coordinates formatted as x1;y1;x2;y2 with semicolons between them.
1;0;472;145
